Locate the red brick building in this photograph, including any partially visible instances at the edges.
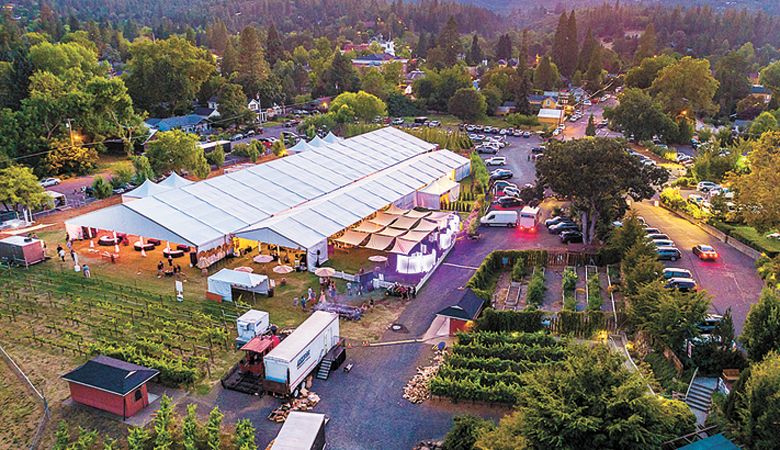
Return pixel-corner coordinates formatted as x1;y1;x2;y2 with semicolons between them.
62;355;159;419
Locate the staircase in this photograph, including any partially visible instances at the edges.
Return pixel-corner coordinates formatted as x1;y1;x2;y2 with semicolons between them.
316;359;333;380
686;381;715;413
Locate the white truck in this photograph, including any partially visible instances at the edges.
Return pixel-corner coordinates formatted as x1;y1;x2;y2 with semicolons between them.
235;309;270;348
263;311;340;395
518;206;540;231
270;411;327;450
480;210;518;227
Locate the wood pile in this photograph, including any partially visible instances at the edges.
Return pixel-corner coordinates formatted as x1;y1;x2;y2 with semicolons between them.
413;440;443;450
403;349;446;404
267;389;321;422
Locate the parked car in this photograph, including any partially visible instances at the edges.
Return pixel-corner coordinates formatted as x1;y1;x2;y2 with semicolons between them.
656;246;682;261
560;230;583;244
522;131;531;138
485;156;506;166
583;99;592;106
483;126;493;134
697;181;719;192
646;233;670;241
492;180;518;191
692;244;718;260
490;169;513;180
644;227;661;235
477;145;499;154
545;216;571;227
502;186;521;197
531;146;545;155
497;196;524;208
39;177;61;187
663;268;693;280
428;120;441;127
231;133;244;141
512;129;522;137
549;222;579;234
652;239;676;248
391;118;404;125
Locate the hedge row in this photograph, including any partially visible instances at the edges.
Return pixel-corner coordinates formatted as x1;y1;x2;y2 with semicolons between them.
476;308;546;333
445;353;557;374
455;330;557;347
430;376;519;404
87;342;201;385
452;341;568;363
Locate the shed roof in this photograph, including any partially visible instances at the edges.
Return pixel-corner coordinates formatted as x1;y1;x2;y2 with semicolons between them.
436;289;484;320
61;355;158;396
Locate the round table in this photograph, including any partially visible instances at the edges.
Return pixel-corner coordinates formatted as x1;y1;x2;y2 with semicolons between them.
98;236;119;246
163;248;186;259
133;242;155;251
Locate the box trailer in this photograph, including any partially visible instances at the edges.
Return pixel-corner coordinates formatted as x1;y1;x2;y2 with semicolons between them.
518;206;540;231
235;309;270;348
263;311;340;395
270;411;326;450
0;236;46;266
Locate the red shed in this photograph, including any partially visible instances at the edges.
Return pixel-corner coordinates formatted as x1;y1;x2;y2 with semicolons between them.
434;289;485;336
62;355;159;419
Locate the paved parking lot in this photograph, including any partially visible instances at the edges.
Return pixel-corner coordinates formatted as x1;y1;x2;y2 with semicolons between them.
633;201;763;334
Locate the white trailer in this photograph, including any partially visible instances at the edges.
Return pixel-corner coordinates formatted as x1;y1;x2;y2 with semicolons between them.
518;206;540;231
235;309;270;348
263;311;339;395
270;411;326;450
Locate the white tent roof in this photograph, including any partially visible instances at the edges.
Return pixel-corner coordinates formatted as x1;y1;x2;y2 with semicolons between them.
389;238;418;255
400;229;431;243
66;127;439;247
420;177;459;195
413;219;439;233
271;412;326;450
385;204;408;216
377;227;406;237
209;268;268;288
122;179;171;200
364;234;395;251
307;135;327;147
353;222;384;233
333;229;369;246
322;132;342;144
288;139;315;153
236;149;469;249
405;209;431;219
158;172;193;188
538;108;565;119
388;216;419;230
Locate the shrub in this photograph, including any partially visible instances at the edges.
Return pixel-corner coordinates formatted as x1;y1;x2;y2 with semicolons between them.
525;269;546;308
232;142;260;162
505;113;540;128
205;144;225;167
91;176;113;199
659;187;687;211
587;274;603;311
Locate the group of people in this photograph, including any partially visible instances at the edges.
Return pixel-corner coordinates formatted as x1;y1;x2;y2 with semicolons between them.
156;259;185;279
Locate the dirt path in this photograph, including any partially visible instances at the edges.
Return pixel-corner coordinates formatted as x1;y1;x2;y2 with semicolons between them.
543;268;563;312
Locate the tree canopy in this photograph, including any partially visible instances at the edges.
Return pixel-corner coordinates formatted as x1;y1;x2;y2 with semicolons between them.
0;165;50;213
741;288;780;363
650;56;720;116
145;130;210;179
536;138;668;244
729;132;780;230
604;88;677;142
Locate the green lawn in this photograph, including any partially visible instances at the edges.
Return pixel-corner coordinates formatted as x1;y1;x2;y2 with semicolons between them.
729;225;780;253
402;114;518;129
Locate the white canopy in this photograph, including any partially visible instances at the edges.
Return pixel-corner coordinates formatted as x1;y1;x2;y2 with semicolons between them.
66;127;441;248
389;216;419;230
158;172;193;189
389;238;418;255
404;209;431;219
307;135;327;147
322;132;342;144
385;204;408;216
353;222;384;233
370;212;399;227
377;227;407;237
412;219;438;233
207;268;269;302
420;177;459;195
288;139;315;153
122;179;171;202
400;229;431;243
333;229;368;246
364;234;395;251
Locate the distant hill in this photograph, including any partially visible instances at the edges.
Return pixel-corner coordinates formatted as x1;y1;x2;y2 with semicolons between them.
460;0;779;15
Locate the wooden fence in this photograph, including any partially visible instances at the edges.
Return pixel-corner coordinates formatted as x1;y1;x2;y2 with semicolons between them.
0;344;50;450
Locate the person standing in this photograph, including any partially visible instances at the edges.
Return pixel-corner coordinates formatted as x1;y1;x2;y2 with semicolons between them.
157;261;164;278
346;281;352;297
300;296;307;311
57;245;65;262
70;249;76;261
167;254;173;267
82;264;91;278
293;296;299;308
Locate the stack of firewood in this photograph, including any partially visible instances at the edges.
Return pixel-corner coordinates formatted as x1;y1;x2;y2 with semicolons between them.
403;349;446;404
267;390;321;422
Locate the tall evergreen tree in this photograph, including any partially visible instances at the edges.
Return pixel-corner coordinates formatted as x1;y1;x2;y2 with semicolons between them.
237;26;271;97
552;12;568;72
221;39;239;77
512;67;532;114
534;55;557;90
207;20;229;55
467;34;483;66
414;32;428;59
436;16;462;67
578;28;598;72
495;34;512;61
518;29;529;69
562;11;579;78
265;23;285;65
635;23;657;62
585;45;603;89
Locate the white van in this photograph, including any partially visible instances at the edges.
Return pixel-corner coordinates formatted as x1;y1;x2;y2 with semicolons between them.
518;206;540;231
480;211;518;227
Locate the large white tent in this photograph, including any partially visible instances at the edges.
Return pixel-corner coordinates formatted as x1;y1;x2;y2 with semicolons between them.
65;127;469;269
121;179;171;202
207;268;270;302
158;172;193;189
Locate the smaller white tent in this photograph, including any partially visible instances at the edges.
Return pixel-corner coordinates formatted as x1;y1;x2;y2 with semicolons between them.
416;178;460;209
122;179;171;203
307;135;327;147
158;172;193;189
207;268;270;302
322;132;342;144
288;140;315;153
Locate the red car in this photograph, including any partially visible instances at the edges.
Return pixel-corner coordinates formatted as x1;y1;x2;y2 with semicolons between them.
692;244;718;260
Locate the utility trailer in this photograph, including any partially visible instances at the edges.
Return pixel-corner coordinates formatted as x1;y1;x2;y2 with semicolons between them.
263;312;342;396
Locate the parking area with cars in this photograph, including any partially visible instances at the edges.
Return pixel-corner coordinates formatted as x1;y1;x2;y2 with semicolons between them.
633;200;764;334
